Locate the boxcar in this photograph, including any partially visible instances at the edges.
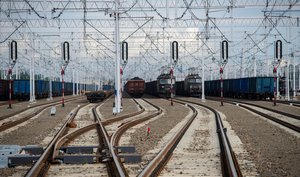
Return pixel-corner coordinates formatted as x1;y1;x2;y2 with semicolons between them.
35;80;49;99
13;80;30;100
52;81;62;97
145;80;158;96
125;77;145;98
0;80;9;101
205;77;274;99
103;84;113;91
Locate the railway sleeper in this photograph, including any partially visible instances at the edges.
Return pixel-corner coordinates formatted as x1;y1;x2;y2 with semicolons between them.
115;146;142;163
55;154;102;164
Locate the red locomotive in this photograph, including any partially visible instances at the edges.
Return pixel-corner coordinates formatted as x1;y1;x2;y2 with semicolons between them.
124;77;145;98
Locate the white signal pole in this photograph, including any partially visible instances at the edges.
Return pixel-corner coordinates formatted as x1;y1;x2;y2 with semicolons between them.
114;0;121;114
293;50;296;98
72;69;75;96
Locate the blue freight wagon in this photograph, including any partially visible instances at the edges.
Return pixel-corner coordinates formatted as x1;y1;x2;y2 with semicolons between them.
13;80;30;100
205;77;275;100
103;85;113;91
52;81;62;96
35;80;50;99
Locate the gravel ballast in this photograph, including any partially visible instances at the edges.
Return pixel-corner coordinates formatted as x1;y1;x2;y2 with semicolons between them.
98;96;139;119
128;98;190;155
186;97;300;177
0;98;88;177
0;95;80;118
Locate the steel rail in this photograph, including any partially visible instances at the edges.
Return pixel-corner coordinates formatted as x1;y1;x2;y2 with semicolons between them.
41;95;124;177
232;103;300;133
0;97;84;132
110;98;162;177
138;99;197;177
52;123;98;160
51;97;113;160
25;104;87;177
0;96;83;120
93;105;126;177
207;98;300;133
175;98;243;177
207;97;300;120
270;100;300;108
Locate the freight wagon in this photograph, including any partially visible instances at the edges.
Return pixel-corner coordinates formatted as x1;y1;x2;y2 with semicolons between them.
102;84;113;91
205;77;275;99
124;77;145;98
0;80;10;101
13;80;31;100
0;79;97;101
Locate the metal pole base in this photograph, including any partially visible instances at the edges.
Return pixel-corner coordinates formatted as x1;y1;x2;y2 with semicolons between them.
171;99;173;106
8;105;12;109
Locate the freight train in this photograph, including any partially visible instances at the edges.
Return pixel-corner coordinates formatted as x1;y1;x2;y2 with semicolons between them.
145;73;175;98
205;77;275;99
145;75;285;100
176;74;202;96
0;79;98;101
124;77;145;98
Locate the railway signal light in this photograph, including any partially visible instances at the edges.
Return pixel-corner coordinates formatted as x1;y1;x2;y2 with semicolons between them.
273;67;277;74
220;67;223;74
171;41;178;63
121;41;128;62
221;40;228;63
275;40;282;61
169;68;173;75
10;40;17;62
63;41;70;64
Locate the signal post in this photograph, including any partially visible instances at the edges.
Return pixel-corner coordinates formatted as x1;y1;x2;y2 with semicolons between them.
171;41;178;106
220;40;228;106
61;41;70;107
273;40;282;106
8;40;18;109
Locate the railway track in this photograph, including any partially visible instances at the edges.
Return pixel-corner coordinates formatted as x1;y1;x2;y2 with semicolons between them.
154;98;242;177
0;96;83;120
23;96;151;177
207;97;300;133
107;98;163;176
0;96;84;132
272;99;300;107
6;96;243;176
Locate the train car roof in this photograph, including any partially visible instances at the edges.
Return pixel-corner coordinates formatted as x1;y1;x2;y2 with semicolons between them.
157;73;175;79
130;77;144;81
185;74;201;79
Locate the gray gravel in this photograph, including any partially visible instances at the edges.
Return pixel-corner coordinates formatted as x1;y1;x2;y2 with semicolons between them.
0;98;87;177
98;96;139;120
241;100;300;116
128;97;190;155
186;97;300;177
0;95;80;118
